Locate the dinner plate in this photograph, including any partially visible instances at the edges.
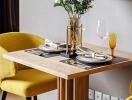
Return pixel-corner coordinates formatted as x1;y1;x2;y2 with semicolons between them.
76;54;112;64
38;45;66;53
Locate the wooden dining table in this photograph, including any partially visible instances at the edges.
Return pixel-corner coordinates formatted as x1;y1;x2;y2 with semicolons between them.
3;43;132;100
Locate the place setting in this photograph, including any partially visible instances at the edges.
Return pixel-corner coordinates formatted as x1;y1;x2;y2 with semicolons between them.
25;39;68;58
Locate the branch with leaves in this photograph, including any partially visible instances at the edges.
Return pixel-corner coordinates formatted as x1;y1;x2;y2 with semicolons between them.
54;0;94;17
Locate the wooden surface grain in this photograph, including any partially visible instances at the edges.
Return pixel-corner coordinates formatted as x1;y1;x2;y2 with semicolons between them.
73;76;89;100
3;43;132;79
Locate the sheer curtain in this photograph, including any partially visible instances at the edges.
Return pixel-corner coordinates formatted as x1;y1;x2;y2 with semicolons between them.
0;0;19;33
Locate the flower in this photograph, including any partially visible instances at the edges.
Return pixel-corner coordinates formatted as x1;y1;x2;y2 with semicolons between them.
55;0;66;3
54;0;60;3
77;0;83;3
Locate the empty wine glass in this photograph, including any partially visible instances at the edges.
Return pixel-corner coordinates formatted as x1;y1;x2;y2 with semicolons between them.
97;19;109;40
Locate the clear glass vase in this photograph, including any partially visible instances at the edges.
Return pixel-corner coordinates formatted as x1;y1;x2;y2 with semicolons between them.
66;16;83;57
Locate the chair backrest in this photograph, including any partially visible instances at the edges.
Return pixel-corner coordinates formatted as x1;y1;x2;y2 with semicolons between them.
130;82;132;95
0;32;44;52
0;46;15;81
0;32;45;70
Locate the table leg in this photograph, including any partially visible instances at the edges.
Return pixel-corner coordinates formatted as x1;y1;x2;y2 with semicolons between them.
73;76;89;100
57;76;89;100
58;77;66;100
65;79;73;100
57;78;60;100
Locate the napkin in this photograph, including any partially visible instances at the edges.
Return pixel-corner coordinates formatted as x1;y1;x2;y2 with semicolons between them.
84;53;107;61
38;39;60;51
44;39;58;49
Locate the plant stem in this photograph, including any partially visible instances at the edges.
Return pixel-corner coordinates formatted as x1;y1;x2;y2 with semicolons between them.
60;0;71;17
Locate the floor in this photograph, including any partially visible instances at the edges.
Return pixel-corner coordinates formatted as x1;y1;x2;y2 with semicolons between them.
5;90;58;100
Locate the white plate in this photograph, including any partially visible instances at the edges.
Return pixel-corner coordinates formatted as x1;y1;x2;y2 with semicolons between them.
38;45;66;53
76;54;112;64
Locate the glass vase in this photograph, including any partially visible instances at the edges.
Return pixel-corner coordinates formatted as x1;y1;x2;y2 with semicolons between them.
66;16;83;58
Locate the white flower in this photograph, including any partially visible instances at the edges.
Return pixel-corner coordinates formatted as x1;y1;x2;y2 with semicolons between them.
55;0;60;3
77;0;83;3
55;0;67;3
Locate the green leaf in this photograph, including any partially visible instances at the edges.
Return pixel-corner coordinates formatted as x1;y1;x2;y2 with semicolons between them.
54;0;94;16
54;3;63;7
65;3;73;14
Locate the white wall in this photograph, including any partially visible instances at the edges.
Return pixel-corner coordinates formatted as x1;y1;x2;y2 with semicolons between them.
20;0;132;53
20;0;132;99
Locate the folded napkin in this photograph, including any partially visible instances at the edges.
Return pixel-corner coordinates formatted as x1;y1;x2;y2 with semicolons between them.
84;53;107;61
38;39;62;51
0;46;15;83
45;39;58;48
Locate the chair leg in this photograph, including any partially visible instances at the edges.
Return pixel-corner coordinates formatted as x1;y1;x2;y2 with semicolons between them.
26;97;32;100
33;96;37;100
1;91;7;100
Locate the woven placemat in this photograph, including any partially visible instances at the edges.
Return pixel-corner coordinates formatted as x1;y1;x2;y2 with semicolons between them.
60;56;129;69
25;48;59;58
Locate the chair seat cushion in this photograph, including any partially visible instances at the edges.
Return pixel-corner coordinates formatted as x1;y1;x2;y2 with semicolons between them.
0;69;57;97
126;96;132;100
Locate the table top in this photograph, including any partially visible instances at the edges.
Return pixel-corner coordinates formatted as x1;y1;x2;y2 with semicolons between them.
3;43;132;80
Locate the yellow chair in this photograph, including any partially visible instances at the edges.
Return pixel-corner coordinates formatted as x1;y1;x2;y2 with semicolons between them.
0;32;57;100
130;82;132;95
126;82;132;100
126;96;132;100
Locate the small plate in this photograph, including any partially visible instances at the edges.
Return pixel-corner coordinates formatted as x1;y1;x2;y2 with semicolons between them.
76;54;112;64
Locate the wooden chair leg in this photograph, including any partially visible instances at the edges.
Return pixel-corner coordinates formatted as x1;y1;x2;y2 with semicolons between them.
1;91;7;100
26;97;32;100
33;96;37;100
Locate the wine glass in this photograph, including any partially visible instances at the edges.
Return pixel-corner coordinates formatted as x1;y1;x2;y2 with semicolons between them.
97;19;109;39
96;19;109;58
109;32;117;57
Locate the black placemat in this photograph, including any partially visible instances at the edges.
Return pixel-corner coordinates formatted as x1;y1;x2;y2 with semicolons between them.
25;48;59;58
60;56;129;70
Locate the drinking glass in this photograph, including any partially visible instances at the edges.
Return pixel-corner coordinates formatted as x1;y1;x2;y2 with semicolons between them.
109;32;117;57
97;19;109;40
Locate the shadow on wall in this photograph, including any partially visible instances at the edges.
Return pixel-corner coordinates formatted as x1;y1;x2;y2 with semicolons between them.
89;65;132;99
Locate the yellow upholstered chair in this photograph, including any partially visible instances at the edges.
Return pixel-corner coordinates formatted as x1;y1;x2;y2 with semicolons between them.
130;82;132;96
0;32;57;100
126;82;132;100
126;96;132;100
